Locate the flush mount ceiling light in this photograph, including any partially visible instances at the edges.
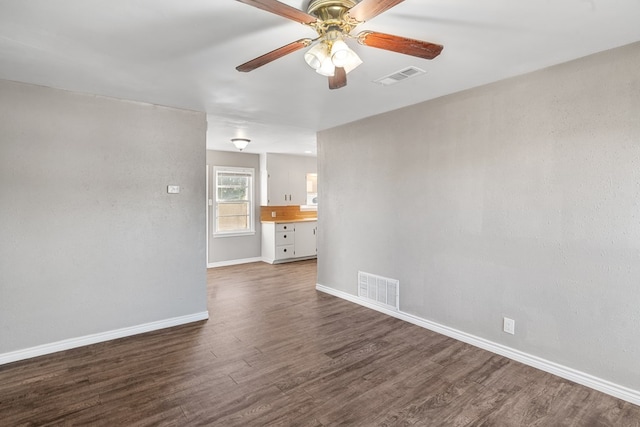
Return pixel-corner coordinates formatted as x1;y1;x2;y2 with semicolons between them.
231;138;250;151
235;0;443;90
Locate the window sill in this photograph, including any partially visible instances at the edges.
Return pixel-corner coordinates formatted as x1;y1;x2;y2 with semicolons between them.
213;231;256;238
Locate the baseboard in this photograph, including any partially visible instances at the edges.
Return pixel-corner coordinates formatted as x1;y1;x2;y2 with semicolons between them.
0;311;210;366
207;257;263;268
315;284;640;406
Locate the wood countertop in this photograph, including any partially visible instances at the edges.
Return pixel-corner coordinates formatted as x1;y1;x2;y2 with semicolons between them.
260;206;317;223
261;218;317;224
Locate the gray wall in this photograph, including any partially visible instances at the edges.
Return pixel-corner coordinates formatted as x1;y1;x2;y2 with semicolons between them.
317;42;640;391
207;150;261;263
0;79;207;354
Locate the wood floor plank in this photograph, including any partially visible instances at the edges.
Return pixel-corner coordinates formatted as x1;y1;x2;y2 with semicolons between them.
1;259;639;426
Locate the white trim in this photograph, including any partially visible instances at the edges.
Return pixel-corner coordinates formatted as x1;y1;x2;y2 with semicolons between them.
213;165;255;235
213;231;256;238
261;256;317;265
207;257;263;268
206;164;210;266
0;311;209;366
315;284;640;407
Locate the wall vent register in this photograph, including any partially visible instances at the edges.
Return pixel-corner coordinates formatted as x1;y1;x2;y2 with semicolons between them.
358;271;399;311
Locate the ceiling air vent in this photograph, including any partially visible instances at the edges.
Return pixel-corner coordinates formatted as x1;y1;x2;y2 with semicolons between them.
373;66;426;86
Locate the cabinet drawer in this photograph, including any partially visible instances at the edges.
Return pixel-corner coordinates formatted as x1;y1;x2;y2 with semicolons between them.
276;223;293;232
275;245;295;259
275;232;293;245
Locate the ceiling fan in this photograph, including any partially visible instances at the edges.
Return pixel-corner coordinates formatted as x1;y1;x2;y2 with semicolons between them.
235;0;444;89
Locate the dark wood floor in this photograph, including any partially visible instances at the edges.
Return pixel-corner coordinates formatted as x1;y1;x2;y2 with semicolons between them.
1;260;639;426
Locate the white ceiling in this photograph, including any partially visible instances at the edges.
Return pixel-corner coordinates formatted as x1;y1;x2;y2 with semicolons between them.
1;0;639;156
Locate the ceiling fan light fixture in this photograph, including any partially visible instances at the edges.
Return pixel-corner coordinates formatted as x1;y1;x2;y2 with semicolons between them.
304;42;329;70
307;37;361;77
316;55;336;77
330;39;350;67
231;138;250;151
342;49;362;74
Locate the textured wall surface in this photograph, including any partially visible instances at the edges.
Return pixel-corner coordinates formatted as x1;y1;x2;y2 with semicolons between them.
0;80;207;354
317;42;640;391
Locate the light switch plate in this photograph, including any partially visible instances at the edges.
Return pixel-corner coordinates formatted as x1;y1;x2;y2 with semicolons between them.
503;317;515;335
167;185;180;194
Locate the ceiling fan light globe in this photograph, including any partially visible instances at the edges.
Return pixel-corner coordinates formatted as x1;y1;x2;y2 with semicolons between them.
316;56;336;77
343;50;363;74
304;43;329;70
331;52;349;67
304;53;322;70
330;39;350;67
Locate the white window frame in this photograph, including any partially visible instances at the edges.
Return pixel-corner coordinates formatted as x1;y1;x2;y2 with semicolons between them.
213;166;255;237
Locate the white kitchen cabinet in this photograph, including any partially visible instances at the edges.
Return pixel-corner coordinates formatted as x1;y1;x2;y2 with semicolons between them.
294;221;317;258
260;153;316;206
271;170;305;205
261;221;317;264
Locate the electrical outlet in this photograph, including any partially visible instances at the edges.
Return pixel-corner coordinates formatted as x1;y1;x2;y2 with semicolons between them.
167;185;180;194
503;317;515;335
271;211;276;218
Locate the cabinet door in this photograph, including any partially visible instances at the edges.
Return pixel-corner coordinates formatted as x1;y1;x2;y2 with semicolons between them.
288;169;308;206
294;222;317;257
286;156;307;205
270;170;305;205
263;153;317;206
268;169;290;205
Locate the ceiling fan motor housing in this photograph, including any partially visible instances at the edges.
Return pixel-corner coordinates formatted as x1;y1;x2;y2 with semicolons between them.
307;0;358;36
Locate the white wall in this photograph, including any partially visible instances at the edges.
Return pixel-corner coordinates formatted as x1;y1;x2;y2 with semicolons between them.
317;42;640;394
0;80;208;358
206;150;262;264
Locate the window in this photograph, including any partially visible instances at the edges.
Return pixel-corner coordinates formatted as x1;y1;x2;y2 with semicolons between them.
214;166;254;236
306;173;318;206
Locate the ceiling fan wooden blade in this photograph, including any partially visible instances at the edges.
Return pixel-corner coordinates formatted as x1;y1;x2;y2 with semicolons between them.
236;0;317;25
236;38;313;72
357;31;443;60
328;67;347;90
347;0;406;23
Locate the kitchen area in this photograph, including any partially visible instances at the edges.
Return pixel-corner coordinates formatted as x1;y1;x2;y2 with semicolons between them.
206;150;317;267
260;205;318;264
260;153;318;264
